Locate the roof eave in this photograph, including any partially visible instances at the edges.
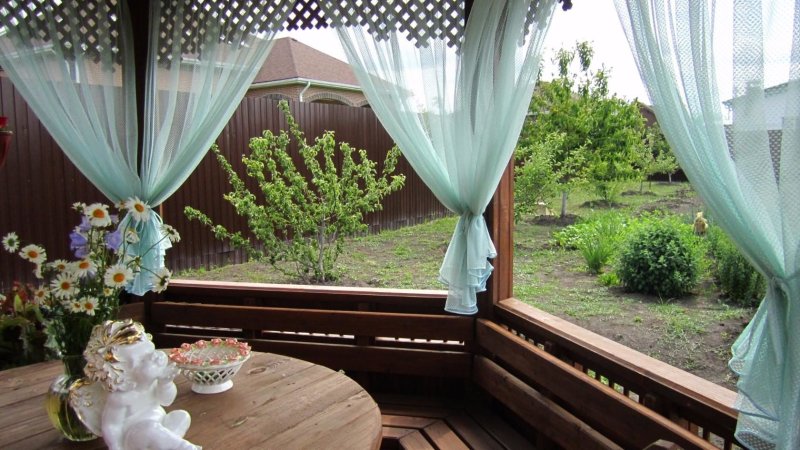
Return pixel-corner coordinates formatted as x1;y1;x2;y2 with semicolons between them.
250;77;362;92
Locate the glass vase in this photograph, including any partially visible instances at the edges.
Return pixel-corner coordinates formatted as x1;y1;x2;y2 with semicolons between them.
44;355;97;442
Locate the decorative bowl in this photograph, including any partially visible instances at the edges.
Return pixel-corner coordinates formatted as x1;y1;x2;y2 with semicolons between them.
168;338;251;394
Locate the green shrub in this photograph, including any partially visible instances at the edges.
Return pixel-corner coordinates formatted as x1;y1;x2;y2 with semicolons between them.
707;228;765;307
598;271;620;287
616;217;704;298
580;239;615;274
553;212;628;273
553;211;627;250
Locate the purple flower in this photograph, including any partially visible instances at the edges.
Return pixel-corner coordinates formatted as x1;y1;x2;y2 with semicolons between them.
105;229;122;251
69;230;89;258
77;216;91;233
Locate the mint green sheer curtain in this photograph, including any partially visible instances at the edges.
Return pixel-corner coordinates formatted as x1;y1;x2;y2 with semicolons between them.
615;1;800;448
326;0;556;314
0;1;289;294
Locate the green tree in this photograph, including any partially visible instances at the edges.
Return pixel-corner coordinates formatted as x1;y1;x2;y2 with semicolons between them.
185;101;406;283
637;122;679;192
513;132;562;221
518;41;647;216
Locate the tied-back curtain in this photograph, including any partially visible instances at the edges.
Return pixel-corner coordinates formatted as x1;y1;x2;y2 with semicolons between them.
615;1;800;448
0;0;291;294
325;0;556;314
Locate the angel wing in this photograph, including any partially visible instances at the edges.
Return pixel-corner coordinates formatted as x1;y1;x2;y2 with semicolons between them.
68;378;107;436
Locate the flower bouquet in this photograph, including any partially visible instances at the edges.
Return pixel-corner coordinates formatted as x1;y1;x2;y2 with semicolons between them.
1;197;180;441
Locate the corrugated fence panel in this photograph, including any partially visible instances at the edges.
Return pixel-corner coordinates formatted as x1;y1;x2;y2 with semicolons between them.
0;78;448;287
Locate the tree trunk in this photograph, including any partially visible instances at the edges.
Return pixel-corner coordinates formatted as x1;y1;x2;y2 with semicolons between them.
560;191;568;219
317;223;326;282
668;172;673;184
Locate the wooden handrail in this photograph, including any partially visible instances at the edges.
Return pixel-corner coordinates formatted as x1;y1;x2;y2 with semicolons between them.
495;298;739;448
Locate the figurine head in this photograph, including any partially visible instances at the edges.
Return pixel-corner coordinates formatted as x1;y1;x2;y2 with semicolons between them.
83;319;155;391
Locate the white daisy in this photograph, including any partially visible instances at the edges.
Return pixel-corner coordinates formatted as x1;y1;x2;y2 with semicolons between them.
72;202;86;212
50;274;78;299
73;259;96;278
84;203;112;227
32;286;48;305
104;264;133;288
33;264;43;279
81;297;98;316
69;299;83;313
103;287;115;297
2;232;19;252
151;267;172;293
124;197;151;222
160;224;181;243
49;259;70;273
19;244;46;264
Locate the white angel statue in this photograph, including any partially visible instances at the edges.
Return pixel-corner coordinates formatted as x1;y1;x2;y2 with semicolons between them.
70;319;201;450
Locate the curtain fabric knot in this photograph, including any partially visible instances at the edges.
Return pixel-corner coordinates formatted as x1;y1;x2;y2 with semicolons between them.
440;213;496;315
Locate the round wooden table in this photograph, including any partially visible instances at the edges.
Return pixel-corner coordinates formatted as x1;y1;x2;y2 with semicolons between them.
0;352;382;449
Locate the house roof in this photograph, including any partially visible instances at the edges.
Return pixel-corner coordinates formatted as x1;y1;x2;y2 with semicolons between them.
253;37;360;88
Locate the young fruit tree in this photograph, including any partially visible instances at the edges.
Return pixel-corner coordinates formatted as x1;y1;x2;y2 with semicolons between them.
185;101;405;283
517;41;647;217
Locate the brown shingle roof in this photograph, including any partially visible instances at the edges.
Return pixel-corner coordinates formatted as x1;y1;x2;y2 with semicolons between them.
253;37;359;87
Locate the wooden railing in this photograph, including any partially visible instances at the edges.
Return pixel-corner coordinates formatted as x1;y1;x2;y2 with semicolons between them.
144;280;741;449
150;280;473;386
491;298;740;449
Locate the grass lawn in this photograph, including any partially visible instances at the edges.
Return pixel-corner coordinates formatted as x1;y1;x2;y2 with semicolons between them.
178;180;755;389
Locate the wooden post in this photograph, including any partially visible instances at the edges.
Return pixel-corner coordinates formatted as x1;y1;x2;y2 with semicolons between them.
126;0;151;173
482;157;515;317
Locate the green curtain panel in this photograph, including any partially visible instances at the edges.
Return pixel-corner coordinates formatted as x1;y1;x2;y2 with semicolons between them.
615;1;800;448
0;1;291;294
326;0;557;314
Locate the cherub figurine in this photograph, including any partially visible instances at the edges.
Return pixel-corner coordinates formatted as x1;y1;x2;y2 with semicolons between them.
70;320;200;450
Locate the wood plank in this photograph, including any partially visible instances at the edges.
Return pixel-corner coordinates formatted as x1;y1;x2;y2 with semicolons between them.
154;333;472;378
383;427;417;441
423;420;469;450
151;302;473;341
496;299;738;434
473;356;623;450
165;279;447;305
463;401;536;450
0;360;62;408
382;415;438;429
476;320;716;449
445;413;506;450
398;431;436;450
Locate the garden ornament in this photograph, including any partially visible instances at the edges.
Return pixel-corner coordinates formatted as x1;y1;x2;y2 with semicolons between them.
693;211;708;235
70;319;200;450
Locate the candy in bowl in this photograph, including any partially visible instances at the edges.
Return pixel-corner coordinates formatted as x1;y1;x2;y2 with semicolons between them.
168;338;251;394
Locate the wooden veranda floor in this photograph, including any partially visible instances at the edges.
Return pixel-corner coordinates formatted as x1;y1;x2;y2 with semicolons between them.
377;394;534;450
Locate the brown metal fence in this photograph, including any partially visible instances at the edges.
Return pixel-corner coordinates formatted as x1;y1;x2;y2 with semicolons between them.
0;77;448;288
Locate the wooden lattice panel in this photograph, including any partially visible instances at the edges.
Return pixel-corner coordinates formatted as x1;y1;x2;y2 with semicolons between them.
0;0;123;66
0;0;572;61
293;0;466;48
157;1;290;61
